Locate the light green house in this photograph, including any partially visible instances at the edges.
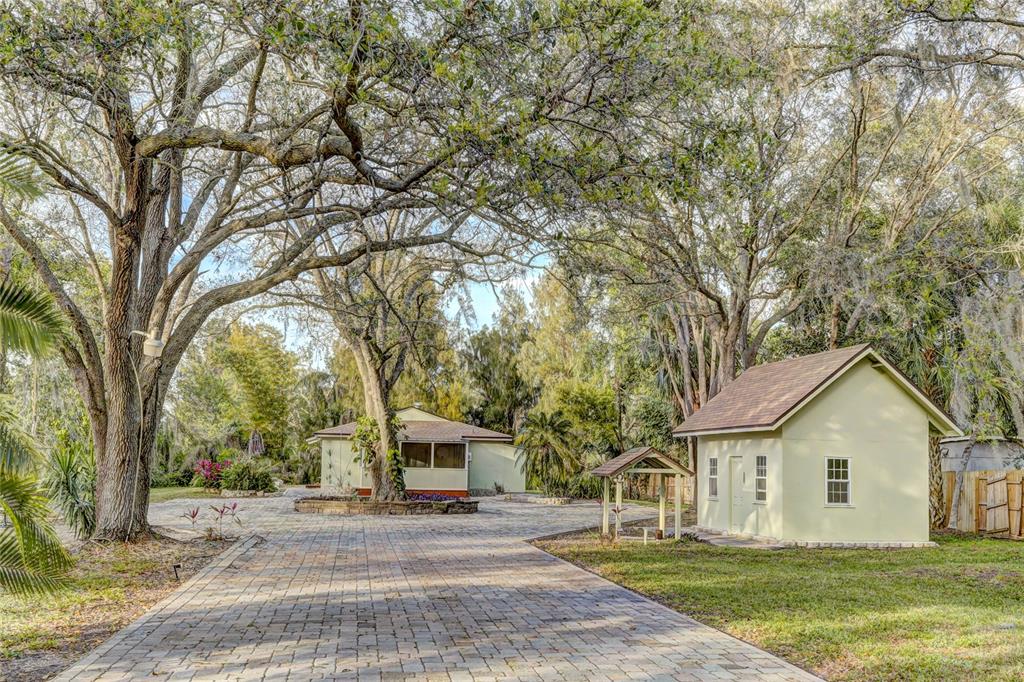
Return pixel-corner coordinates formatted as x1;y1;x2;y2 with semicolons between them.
311;406;525;497
673;345;962;547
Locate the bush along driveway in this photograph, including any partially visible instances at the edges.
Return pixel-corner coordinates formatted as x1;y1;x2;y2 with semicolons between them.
536;531;1024;681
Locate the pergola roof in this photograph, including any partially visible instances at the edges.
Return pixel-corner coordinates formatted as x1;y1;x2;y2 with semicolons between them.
591;446;693;478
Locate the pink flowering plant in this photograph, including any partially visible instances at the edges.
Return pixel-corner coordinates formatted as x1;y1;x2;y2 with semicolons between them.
206;502;242;540
191;458;231;489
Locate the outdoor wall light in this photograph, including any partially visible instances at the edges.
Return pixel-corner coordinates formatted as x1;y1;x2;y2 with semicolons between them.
131;328;165;358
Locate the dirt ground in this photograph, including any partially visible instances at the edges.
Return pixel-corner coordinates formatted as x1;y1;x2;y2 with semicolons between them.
0;534;231;681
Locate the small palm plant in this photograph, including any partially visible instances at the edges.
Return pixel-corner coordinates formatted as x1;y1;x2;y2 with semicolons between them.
0;153;71;593
515;410;577;497
43;424;96;540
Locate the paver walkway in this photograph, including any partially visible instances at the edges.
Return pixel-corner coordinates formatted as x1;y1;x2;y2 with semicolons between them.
55;489;819;681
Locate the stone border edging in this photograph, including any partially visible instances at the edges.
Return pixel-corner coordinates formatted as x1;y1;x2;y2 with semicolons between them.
689;525;938;548
51;534;262;682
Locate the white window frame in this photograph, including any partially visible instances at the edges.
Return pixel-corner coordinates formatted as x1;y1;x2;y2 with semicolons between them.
707;456;718;499
825;457;852;506
399;441;468;470
400;441;433;468
754;455;767;504
432;442;467;470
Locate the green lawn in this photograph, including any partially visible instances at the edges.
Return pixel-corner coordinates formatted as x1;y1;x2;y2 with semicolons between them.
148;486;221;503
536;532;1024;681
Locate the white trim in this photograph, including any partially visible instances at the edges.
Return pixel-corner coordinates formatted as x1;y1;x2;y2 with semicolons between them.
707;456;719;499
754;454;767;504
674;424;778;438
825;456;852;506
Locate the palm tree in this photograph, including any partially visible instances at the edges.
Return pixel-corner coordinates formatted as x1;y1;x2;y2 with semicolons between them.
0;154;71;593
515;410;576;496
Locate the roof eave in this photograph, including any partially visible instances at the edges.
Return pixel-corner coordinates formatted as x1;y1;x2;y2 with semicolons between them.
672;346;964;439
673;424;779;438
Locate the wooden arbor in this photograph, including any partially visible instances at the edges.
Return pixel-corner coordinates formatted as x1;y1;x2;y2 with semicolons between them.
591;446;694;539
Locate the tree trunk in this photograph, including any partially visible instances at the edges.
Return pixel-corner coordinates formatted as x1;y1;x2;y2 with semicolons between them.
828;296;842;349
92;361;155;541
348;338;405;501
928;435;946;529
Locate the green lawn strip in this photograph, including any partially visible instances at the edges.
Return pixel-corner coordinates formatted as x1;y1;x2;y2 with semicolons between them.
536;533;1024;681
149;486;222;503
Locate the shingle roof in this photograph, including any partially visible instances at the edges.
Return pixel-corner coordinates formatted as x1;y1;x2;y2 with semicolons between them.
314;419;513;442
591;446;693;478
672;344;871;436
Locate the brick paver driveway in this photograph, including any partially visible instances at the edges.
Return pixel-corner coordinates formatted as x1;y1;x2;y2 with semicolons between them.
56;489;818;681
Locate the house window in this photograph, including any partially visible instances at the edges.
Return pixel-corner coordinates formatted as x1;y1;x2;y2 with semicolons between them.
755;455;767;503
708;457;718;498
826;457;851;505
433;443;466;469
401;442;432;468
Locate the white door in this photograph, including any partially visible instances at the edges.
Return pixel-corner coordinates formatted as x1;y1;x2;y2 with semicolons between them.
729;457;744;533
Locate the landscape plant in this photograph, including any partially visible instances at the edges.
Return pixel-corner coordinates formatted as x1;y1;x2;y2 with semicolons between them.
0;275;70;592
181;507;200;530
205;503;241;541
43;424;96;540
515;411;576;497
352;415;405;501
219;459;276;493
190;459;229;490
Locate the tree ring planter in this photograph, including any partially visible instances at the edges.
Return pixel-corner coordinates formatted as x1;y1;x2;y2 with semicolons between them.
294;496;479;515
221;489;283;498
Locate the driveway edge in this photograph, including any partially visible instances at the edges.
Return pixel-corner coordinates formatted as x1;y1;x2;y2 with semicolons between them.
528;534;824;681
51;534;261;681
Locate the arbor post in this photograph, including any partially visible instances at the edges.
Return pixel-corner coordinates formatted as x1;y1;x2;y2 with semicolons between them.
614;475;623;535
602;477;610;535
674;473;683;539
658;474;666;538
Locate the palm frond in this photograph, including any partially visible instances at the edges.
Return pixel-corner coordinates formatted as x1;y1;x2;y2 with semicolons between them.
0;473;71;594
0;531;67;595
0;154;42;201
0;396;42;475
0;281;64;357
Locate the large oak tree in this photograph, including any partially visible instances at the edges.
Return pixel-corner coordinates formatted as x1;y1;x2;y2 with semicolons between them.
0;0;683;538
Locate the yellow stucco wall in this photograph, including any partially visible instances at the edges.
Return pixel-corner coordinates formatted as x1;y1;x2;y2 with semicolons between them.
317;436;525;494
780;358;930;543
468;441;526;493
698;433;782;538
403;466;469;491
697;358;931;544
320;438;364;491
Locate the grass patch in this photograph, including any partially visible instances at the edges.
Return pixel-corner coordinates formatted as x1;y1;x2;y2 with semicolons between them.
0;535;228;681
536;531;1024;681
149;486;221;503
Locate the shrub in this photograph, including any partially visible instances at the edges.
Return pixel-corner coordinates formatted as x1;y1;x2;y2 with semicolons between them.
43;425;96;539
216;447;242;463
220;459;276;492
149;471;178;488
192;458;229;489
285;448;319;485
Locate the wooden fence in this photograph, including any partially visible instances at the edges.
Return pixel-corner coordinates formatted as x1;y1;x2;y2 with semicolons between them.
943;469;1024;537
